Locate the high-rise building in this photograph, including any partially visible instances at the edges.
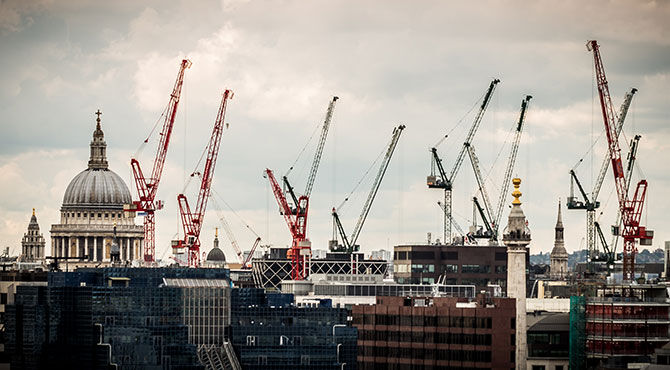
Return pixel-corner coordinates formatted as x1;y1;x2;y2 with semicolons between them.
550;202;569;280
352;295;516;369
50;111;143;264
503;178;530;369
20;209;46;262
4;267;232;369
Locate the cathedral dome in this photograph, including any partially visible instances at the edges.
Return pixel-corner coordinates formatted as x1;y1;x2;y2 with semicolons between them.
206;247;226;262
62;169;131;209
61;110;132;210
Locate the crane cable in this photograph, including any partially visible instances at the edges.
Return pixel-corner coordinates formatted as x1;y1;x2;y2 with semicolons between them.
335;139;387;213
433;86;490;148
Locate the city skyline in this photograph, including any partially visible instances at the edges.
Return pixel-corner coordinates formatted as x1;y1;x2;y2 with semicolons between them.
1;1;669;261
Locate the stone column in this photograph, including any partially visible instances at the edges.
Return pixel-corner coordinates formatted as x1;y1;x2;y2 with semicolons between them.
129;238;134;262
122;237;127;261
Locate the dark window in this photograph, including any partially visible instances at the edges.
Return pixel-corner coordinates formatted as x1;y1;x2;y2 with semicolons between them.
0;293;7;304
531;366;545;370
496;252;507;260
441;251;458;260
495;265;507;273
411;251;435;259
511;318;515;329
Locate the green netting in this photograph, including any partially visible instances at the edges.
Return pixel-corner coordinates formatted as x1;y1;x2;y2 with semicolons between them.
569;295;586;370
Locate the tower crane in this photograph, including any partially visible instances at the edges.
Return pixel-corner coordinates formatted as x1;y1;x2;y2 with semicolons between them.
437;201;466;239
130;59;191;264
427;79;500;244
567;88;637;268
465;95;532;243
173;89;233;267
266;96;338;280
587;40;652;282
331;125;405;253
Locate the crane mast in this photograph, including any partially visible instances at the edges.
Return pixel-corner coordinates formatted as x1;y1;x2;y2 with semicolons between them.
493;95;532;233
332;125;405;253
568;88;636;268
265;169;309;279
427;79;499;244
130;59;191;264
174;89;233;267
587;40;651;282
266;96;338;280
305;96;338;197
242;237;262;268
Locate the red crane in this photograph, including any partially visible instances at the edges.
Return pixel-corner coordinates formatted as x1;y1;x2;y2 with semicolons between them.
265;168;310;279
265;96;339;280
173;89;233;267
130;59;191;264
587;40;652;282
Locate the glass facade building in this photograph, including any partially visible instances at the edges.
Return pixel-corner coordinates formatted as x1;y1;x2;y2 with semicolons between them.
5;267;230;370
230;288;358;369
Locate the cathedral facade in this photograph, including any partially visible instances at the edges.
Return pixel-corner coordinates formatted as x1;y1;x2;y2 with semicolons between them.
50;111;143;265
20;209;46;262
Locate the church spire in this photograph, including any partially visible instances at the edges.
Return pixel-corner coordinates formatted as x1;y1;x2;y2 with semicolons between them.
555;200;564;242
88;109;109;170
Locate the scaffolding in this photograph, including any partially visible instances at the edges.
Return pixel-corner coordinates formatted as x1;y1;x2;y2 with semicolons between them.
569;296;586;370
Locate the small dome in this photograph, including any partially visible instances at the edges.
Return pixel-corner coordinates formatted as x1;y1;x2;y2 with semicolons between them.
62;169;132;209
207;247;226;262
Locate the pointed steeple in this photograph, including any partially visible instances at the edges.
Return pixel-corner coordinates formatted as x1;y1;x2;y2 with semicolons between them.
88;109;109;170
556;200;564;229
555;200;564;242
214;228;219;249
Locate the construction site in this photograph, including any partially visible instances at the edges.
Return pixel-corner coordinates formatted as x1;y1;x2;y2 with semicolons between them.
0;2;667;366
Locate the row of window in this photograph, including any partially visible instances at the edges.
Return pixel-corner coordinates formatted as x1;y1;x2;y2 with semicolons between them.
65;211;124;219
394;251;508;261
355;315;494;329
359;346;494;362
359;330;493;345
395;264;506;275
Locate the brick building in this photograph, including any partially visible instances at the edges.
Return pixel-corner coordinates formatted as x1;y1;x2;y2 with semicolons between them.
352;295;516;369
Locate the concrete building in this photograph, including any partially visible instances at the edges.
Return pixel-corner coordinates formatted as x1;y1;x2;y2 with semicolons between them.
50;111;143;265
20;209;46;263
550;202;568;280
352;295;516;369
503;178;531;369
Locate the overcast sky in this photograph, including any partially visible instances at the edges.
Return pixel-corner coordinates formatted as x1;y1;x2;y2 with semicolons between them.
1;0;668;263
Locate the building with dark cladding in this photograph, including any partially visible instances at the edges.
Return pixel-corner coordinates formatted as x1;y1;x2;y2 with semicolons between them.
526;312;569;369
352;295;516;369
230;288;357;369
4;267;230;370
393;244;526;292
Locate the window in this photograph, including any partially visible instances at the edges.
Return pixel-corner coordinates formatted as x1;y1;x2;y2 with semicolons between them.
531;366;545;370
441;251;458;260
258;356;267;365
511;318;515;329
77;213;81;217
496;252;507;260
495;265;507;273
443;264;458;273
300;355;310;365
411;251;435;259
555;366;564;370
246;336;257;346
0;293;7;304
462;264;490;273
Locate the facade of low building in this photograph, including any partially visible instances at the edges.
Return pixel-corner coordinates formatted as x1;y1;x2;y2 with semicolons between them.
352;295;516;369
